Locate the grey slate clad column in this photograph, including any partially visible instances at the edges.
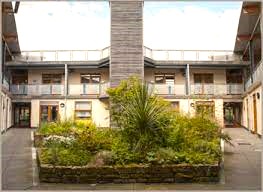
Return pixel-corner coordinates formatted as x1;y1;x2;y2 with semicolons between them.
110;0;144;87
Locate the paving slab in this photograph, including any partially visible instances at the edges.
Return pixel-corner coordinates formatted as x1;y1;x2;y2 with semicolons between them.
1;127;262;190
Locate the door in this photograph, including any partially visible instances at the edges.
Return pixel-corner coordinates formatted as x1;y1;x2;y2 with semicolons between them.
194;74;214;94
253;94;257;133
223;102;242;128
40;105;59;123
246;99;249;129
14;103;31;127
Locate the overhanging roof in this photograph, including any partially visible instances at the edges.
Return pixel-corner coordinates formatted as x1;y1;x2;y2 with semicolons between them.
234;1;261;54
2;2;21;54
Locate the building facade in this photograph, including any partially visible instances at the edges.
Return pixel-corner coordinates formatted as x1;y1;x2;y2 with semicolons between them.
1;1;262;136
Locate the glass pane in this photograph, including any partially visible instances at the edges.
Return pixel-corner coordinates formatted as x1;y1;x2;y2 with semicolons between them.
41;106;48;122
171;102;179;111
194;74;202;83
165;75;175;84
81;75;91;83
75;102;91;110
91;75;101;84
42;74;62;84
75;111;91;118
51;106;58;121
155;75;164;83
204;74;213;83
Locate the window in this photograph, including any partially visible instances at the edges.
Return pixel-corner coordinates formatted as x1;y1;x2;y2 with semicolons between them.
226;69;243;84
42;74;62;84
196;101;215;118
154;74;175;84
75;102;92;119
193;74;214;94
171;101;179;111
12;70;28;84
194;74;213;84
81;74;101;84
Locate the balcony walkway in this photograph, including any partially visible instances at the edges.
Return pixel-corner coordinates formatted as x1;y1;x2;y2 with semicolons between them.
1;128;261;190
6;47;249;68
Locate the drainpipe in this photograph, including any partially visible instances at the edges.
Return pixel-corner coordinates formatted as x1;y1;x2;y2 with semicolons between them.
186;64;191;115
248;40;254;84
64;64;68;120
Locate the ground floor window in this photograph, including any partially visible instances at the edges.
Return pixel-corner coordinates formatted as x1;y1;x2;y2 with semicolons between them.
170;101;180;111
195;101;215;119
75;101;92;119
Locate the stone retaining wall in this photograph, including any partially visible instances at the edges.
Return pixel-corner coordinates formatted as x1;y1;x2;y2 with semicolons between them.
38;155;220;183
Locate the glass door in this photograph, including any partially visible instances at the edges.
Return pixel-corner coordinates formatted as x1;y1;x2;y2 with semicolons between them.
14;103;31;127
40;105;59;123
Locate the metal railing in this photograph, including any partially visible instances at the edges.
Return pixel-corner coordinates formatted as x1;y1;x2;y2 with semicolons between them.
191;84;243;95
68;82;109;95
10;84;64;95
144;46;242;62
12;46;243;62
10;83;110;96
149;83;186;95
147;83;243;96
14;47;110;62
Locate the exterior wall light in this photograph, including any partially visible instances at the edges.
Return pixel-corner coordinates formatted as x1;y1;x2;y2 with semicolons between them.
60;103;65;108
257;92;260;99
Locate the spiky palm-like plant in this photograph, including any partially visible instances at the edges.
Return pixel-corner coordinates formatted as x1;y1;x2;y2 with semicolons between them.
120;81;169;154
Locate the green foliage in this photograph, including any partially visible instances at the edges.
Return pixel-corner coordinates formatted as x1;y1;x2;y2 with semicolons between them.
73;126;116;153
108;77;172;155
40;148;91;166
39;77;233;166
38;119;75;136
110;136;140;165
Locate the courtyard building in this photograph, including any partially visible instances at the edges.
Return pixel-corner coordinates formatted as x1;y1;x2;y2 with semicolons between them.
1;1;262;138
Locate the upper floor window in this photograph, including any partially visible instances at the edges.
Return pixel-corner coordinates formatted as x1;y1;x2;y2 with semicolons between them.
42;74;62;84
194;74;213;84
226;69;243;84
81;74;101;84
12;70;28;84
154;74;175;84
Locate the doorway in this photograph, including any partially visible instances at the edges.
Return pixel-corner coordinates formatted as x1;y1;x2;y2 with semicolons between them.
14;103;31;127
223;102;242;128
40;105;59;124
253;94;257;133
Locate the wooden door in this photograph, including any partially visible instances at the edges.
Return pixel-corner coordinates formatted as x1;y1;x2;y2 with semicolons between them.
253;94;257;133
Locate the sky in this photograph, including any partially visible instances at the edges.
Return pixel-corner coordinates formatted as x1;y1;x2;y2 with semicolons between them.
15;1;242;51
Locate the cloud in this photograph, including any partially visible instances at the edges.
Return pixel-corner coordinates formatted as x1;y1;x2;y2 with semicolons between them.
15;2;110;51
143;2;242;50
15;2;241;51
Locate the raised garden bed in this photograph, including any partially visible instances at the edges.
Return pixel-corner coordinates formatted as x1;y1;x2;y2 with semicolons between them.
37;150;220;184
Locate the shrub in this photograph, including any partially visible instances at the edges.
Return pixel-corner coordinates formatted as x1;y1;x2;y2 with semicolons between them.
110;136;141;165
38;119;75;136
88;150;113;166
40;147;91;166
108;77;172;156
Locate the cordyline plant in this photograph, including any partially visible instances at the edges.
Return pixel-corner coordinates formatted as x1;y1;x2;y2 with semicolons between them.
107;77;173;154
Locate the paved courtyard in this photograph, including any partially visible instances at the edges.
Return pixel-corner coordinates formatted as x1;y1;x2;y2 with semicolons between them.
1;128;262;190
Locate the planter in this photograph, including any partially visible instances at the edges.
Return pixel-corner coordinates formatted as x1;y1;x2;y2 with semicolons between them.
34;132;45;147
36;150;220;184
